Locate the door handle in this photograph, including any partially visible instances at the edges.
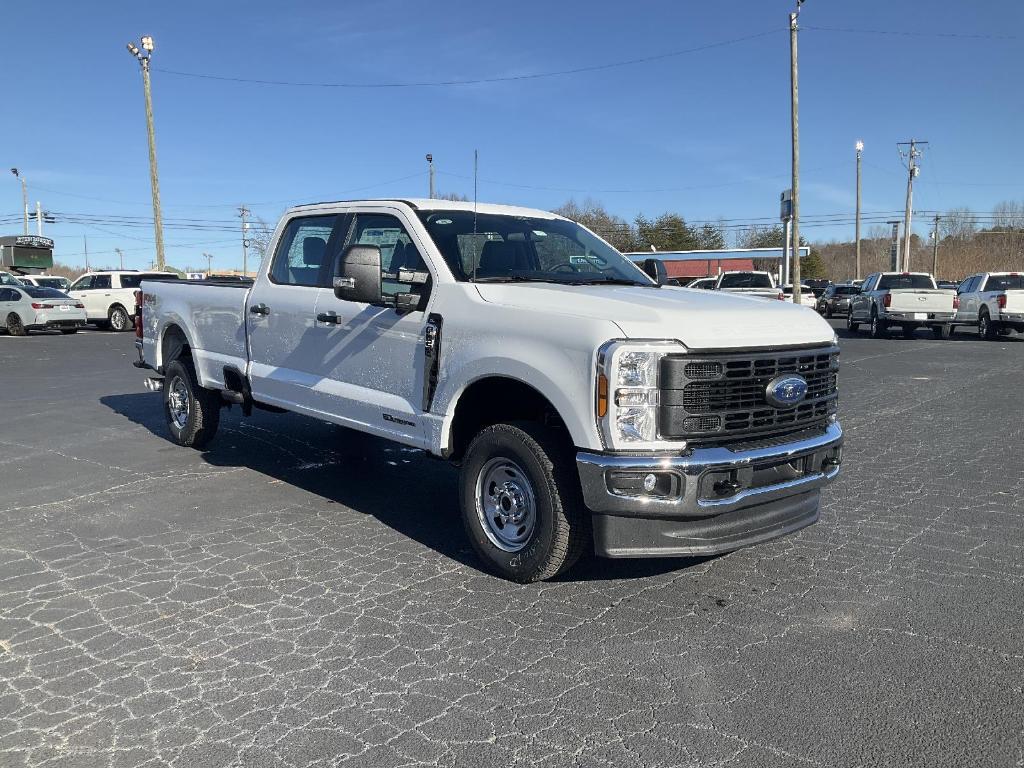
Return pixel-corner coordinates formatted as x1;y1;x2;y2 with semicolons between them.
250;303;270;316
316;311;341;325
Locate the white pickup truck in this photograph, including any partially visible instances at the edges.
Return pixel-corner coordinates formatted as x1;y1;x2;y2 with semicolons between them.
133;199;843;582
714;271;784;301
847;271;956;339
952;272;1024;339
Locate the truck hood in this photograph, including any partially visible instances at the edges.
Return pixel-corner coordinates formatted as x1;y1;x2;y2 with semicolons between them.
474;283;836;350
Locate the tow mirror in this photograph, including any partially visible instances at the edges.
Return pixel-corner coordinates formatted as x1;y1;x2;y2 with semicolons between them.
641;258;668;285
333;244;382;304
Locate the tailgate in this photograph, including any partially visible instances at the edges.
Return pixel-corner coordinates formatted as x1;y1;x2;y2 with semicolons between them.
1003;291;1024;312
888;289;954;312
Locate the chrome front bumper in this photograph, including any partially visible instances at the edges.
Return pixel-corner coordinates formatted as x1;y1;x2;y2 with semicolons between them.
577;422;843;557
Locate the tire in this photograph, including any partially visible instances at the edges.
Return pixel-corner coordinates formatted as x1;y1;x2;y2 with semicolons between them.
825;304;833;319
60;328;79;335
6;313;27;336
459;422;589;583
108;305;131;332
163;359;221;449
869;311;888;339
846;313;859;333
932;324;951;340
979;311;998;341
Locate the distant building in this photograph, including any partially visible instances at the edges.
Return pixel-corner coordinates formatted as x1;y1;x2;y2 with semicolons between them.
625;247;809;283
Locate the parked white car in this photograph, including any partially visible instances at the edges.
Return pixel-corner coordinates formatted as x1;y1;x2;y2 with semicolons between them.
0;284;87;335
134;198;843;582
952;272;1024;339
68;270;178;331
782;284;817;308
17;275;72;291
684;277;717;290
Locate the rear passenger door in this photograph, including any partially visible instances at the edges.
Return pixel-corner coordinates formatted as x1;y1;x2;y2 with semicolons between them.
310;208;434;446
247;214;342;411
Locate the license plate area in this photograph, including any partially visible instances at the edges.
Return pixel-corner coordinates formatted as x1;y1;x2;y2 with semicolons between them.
698;447;841;501
913;312;927;320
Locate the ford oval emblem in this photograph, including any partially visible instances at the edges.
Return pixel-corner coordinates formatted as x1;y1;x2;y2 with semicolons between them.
765;374;808;409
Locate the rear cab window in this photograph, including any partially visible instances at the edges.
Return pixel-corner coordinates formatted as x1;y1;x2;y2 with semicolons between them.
120;273;179;289
984;275;1024;291
877;274;935;290
719;273;772;289
270;216;338;287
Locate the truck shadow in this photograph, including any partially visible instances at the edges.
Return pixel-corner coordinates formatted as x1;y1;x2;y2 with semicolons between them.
100;392;700;582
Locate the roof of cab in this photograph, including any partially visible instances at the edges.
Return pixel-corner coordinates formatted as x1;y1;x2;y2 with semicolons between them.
287;198;566;221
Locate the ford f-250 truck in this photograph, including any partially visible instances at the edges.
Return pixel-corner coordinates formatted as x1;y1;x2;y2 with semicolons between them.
133;199;843;582
847;271;956;339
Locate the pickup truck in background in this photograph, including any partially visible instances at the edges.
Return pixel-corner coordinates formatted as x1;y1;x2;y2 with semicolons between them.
951;272;1024;339
70;270;178;331
714;271;784;301
847;272;955;339
133;198;843;582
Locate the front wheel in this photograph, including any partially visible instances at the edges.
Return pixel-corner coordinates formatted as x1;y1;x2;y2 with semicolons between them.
846;313;859;333
163;359;221;449
6;313;27;336
459;422;589;583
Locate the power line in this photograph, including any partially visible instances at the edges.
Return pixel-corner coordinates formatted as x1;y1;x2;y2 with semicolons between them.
802;25;1018;41
153;29;780;89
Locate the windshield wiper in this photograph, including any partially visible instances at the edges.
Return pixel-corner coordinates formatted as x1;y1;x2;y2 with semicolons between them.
573;276;653;287
469;274;563;284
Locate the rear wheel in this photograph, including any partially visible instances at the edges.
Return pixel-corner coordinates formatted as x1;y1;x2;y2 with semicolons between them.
979;311;998;340
6;313;27;336
163;359;221;449
932;324;951;340
459;422;589;583
108;305;130;332
869;311;888;339
846;313;859;333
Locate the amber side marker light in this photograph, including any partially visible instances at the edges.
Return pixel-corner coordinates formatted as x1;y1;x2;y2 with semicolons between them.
597;373;608;418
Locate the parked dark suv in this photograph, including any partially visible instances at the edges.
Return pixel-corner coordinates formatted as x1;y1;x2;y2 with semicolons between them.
817;283;859;317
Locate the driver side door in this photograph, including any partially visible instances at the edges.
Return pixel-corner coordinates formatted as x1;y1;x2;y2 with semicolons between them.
310;208;434;447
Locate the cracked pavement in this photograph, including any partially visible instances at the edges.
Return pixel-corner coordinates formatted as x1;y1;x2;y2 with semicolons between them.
0;324;1021;767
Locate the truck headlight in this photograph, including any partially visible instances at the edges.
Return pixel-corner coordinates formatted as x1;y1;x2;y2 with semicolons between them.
596;340;688;452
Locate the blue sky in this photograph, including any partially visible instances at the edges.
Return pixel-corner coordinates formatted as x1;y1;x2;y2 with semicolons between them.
2;0;1021;271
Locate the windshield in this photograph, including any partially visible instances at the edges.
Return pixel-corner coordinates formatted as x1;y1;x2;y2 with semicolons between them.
834;286;857;296
985;275;1024;291
23;287;69;299
33;277;66;289
416;211;653;286
719;273;772;289
877;274;936;290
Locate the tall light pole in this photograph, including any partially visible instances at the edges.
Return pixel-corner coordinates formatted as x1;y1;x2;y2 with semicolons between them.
126;35;166;271
897;139;926;272
115;248;124;270
931;215;940;277
10;168;28;234
238;206;250;275
855;141;863;280
426;154;435;198
789;1;804;303
203;252;213;275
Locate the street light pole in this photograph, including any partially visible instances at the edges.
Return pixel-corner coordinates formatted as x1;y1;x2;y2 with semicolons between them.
789;3;804;304
10;169;28;234
126;36;166;271
855;141;863;281
426;154;435;198
115;248;124;270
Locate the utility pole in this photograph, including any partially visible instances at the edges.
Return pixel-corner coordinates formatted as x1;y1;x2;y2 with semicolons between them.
115;248;124;270
897;139;927;272
126;36;166;271
238;206;250;276
426;154;435;198
931;215;940;277
204;252;213;275
10;169;28;234
855;141;863;280
789;2;804;303
35;202;43;236
84;235;90;272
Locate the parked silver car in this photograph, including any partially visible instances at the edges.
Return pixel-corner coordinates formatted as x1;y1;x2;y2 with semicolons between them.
0;285;87;335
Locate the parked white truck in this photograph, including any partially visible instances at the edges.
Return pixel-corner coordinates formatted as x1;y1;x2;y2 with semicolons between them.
952;272;1024;339
133;199;843;582
847;272;956;339
714;271;784;301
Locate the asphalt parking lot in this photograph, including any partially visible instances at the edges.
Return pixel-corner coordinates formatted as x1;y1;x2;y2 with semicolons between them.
1;323;1022;768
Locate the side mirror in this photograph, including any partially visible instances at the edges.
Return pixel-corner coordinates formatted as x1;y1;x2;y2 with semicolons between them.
641;258;668;285
333;244;382;304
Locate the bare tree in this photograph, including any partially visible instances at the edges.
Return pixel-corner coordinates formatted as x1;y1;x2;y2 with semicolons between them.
992;201;1024;230
941;207;977;241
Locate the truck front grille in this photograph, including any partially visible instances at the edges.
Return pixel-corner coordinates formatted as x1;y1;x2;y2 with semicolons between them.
659;346;839;445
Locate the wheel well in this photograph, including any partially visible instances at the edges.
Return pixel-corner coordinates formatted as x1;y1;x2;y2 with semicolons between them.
448;377;566;461
161;324;192;370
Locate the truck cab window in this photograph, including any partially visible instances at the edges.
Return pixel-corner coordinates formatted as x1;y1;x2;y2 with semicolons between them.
93;275;112;290
270;216;337;287
72;276;94;291
350;213;429;299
